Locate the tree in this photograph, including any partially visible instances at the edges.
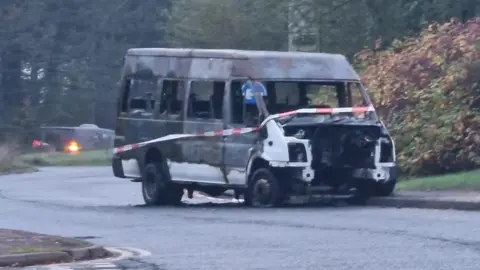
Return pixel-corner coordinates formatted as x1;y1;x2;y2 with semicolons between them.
167;0;288;50
0;0;171;143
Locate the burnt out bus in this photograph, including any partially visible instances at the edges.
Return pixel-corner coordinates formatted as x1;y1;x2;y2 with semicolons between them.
112;48;397;207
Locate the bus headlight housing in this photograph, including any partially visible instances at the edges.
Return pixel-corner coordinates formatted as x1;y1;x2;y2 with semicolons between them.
288;143;307;162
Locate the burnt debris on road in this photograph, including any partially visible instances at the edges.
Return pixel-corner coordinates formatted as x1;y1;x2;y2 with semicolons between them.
0;229;110;267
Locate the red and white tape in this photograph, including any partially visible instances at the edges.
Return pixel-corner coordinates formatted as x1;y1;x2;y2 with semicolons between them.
195;127;259;137
113;106;374;154
113;127;259;154
260;106;375;126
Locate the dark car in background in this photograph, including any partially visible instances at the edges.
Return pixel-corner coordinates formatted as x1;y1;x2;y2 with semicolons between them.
32;124;114;153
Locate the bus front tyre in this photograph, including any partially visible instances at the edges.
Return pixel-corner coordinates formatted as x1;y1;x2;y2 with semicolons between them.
141;162;183;206
245;168;283;208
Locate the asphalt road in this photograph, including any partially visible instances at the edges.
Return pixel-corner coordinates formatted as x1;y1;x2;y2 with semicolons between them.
1;167;480;270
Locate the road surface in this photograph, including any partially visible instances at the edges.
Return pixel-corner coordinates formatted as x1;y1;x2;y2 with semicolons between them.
1;167;480;270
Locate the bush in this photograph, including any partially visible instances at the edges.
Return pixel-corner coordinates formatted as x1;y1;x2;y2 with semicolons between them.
355;18;480;177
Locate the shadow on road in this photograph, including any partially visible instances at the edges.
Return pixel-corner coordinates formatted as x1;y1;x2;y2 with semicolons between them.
132;200;364;210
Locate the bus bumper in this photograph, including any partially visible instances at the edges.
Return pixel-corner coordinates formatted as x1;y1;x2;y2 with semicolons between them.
112;155;125;178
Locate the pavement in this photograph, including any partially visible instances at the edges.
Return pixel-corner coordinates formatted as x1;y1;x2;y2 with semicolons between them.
0;229;108;267
223;189;480;211
1;167;480;270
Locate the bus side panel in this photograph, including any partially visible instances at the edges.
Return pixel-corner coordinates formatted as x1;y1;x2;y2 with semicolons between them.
113;115;184;179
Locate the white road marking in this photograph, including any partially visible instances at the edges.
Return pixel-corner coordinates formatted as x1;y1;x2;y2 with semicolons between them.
23;194;238;270
39;247;151;269
114;247;151;257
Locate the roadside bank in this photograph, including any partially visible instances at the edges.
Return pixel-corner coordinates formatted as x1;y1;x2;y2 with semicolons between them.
0;229;110;267
368;190;480;211
368;170;480;211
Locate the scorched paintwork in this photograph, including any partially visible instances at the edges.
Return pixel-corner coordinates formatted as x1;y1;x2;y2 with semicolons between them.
111;47;397;206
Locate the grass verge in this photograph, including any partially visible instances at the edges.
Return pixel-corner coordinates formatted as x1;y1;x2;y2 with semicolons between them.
396;170;480;191
0;145;37;175
19;150;111;166
7;247;62;254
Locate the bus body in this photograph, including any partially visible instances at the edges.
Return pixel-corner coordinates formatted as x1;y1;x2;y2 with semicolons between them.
112;48;396;207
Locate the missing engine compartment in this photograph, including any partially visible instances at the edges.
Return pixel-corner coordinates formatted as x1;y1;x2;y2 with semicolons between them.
283;122;395;186
309;125;381;168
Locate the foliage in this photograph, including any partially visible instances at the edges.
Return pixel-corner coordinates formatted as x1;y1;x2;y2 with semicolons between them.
0;0;168;138
356;18;480;176
0;144;35;174
167;0;289;50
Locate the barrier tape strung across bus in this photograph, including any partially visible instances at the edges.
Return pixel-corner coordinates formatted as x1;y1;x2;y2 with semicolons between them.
113;127;259;154
113;106;375;154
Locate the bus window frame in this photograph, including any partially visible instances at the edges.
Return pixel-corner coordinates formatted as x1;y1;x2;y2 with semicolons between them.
157;78;189;121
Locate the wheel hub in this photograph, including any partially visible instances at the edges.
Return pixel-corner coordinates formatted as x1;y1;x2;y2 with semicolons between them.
253;178;272;205
144;171;158;199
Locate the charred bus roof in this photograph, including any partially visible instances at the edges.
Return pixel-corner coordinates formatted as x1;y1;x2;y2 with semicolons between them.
124;48;360;81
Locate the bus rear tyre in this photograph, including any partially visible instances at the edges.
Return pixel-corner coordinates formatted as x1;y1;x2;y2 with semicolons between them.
373;166;397;197
373;180;396;197
346;180;371;205
142;162;183;206
245;168;283;208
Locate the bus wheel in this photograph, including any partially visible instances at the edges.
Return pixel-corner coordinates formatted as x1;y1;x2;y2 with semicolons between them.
346;180;371;205
142;162;183;206
245;168;283;208
373;180;396;197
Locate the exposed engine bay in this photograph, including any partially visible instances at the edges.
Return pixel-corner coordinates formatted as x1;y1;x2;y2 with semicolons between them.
281;116;395;187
